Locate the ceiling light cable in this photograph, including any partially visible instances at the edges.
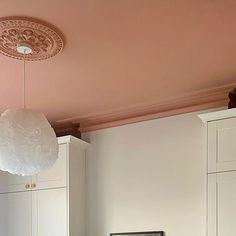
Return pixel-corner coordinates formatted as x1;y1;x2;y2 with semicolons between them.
23;50;26;109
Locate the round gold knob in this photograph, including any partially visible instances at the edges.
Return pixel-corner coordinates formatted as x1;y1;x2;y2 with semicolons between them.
25;184;30;189
31;183;36;188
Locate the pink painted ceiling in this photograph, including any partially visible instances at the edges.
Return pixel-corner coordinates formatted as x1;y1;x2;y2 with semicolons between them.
1;0;236;131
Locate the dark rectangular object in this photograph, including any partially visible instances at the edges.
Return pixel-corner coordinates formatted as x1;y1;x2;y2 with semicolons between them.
110;231;164;236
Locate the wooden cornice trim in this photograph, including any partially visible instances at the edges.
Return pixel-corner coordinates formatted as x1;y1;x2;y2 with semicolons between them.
52;123;81;139
57;83;236;133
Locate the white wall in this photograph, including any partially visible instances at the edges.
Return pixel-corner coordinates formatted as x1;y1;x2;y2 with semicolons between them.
83;111;207;236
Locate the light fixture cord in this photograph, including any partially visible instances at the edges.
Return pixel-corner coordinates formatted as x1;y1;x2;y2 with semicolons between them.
23;50;26;109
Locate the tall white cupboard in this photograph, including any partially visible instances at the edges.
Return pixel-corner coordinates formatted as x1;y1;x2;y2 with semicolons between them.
0;135;89;236
199;108;236;236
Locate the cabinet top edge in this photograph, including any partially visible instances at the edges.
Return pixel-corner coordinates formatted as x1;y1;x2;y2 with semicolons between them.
57;135;89;149
198;107;236;123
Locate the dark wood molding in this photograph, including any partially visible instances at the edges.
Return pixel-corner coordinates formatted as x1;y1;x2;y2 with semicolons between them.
52;123;81;139
228;89;236;109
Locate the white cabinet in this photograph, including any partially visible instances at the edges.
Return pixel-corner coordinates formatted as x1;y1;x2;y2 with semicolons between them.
0;142;68;193
1;191;32;236
0;135;89;236
0;172;31;193
208;117;236;173
1;189;68;236
0;194;7;235
208;172;236;236
32;188;67;236
32;143;67;190
199;108;236;236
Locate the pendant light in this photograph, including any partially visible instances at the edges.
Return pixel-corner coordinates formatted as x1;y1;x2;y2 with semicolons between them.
0;17;64;176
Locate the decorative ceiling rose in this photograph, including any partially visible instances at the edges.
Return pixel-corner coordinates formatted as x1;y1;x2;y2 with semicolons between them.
0;17;64;61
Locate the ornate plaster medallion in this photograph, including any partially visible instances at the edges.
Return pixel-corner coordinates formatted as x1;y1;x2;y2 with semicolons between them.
0;17;64;61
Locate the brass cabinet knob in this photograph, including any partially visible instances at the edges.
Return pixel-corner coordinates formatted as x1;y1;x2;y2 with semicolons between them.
25;184;30;189
31;183;36;188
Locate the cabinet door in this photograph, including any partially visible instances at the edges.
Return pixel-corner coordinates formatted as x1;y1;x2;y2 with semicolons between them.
0;193;7;235
0;170;32;193
0;191;32;236
32;188;68;236
208;172;236;236
208;117;236;173
32;143;67;190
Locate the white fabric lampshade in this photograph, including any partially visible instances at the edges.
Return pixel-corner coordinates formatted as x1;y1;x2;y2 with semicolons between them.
0;109;58;176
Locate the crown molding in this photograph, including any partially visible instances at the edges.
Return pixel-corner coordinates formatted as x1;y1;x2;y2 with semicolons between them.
56;83;236;132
